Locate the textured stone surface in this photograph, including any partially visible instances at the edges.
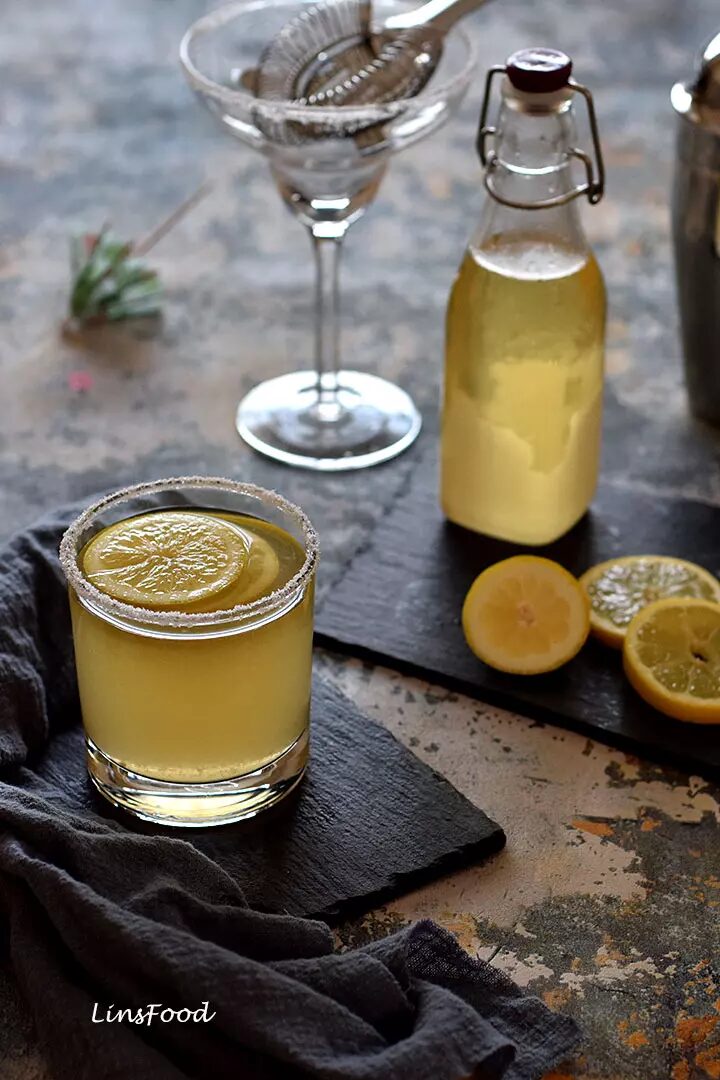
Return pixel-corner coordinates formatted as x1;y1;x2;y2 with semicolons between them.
324;657;720;1080
3;0;720;1077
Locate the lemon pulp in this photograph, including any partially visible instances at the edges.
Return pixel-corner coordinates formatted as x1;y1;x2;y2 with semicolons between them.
623;598;720;723
581;555;720;648
462;555;589;675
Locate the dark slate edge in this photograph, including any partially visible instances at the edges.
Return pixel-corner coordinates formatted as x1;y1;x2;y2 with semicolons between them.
303;678;507;920
312;824;507;923
315;631;720;784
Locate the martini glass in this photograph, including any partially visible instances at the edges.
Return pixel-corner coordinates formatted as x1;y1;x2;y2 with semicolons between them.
180;0;476;470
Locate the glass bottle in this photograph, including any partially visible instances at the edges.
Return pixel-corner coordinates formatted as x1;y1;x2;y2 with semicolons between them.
441;48;607;545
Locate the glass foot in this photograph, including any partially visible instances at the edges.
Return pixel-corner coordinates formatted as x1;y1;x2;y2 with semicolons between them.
86;730;308;827
236;370;422;471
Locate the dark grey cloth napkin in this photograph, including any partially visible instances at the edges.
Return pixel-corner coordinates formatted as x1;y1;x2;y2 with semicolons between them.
0;507;581;1080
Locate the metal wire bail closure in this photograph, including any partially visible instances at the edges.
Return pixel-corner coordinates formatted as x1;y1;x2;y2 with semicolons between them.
476;58;605;211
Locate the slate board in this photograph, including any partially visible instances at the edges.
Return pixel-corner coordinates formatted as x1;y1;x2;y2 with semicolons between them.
316;451;720;782
21;675;505;921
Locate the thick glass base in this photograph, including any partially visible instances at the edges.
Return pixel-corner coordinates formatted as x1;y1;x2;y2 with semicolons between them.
86;730;308;827
236;370;421;471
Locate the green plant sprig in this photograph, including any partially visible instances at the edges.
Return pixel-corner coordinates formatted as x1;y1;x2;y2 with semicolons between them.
66;184;210;328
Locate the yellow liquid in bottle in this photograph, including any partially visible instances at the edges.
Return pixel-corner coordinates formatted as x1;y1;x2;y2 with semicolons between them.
70;510;313;783
441;232;606;545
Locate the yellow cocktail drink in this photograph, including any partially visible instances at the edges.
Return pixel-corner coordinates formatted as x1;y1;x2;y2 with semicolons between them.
60;479;318;826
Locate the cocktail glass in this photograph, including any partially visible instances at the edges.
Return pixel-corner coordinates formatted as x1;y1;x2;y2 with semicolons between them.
60;477;318;827
180;0;477;470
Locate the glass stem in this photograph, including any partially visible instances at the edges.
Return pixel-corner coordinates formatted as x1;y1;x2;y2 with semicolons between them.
310;225;345;410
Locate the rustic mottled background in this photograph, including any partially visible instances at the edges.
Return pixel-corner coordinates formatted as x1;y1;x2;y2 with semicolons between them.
2;0;720;1077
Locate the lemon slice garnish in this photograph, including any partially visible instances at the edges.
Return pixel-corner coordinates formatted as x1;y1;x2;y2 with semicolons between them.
187;529;281;610
580;555;720;649
234;533;281;604
462;555;589;675
83;511;250;609
623;598;720;724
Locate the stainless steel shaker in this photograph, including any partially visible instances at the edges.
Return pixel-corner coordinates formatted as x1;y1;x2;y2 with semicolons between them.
671;31;720;424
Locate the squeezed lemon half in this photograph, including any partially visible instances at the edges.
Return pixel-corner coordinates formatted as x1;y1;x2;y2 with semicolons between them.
82;510;251;609
623;597;720;724
462;555;590;675
580;555;720;649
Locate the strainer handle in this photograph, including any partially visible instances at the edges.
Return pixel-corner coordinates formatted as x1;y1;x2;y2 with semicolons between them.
383;0;490;35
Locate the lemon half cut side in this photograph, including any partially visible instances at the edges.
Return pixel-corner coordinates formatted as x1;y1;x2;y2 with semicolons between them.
580;555;720;648
462;555;590;676
623;597;720;724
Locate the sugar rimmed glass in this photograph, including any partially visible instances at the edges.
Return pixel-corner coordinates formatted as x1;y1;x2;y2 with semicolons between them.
180;0;477;470
59;477;318;827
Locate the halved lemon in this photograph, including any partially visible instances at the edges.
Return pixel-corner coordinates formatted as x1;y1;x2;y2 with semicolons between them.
82;510;249;609
580;555;720;649
623;598;720;723
462;555;590;675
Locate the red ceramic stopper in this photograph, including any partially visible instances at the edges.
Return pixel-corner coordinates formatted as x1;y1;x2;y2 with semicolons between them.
506;48;573;93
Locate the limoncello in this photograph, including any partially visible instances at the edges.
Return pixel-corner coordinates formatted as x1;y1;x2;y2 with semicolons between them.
441;47;607;545
69;507;313;786
442;232;605;544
